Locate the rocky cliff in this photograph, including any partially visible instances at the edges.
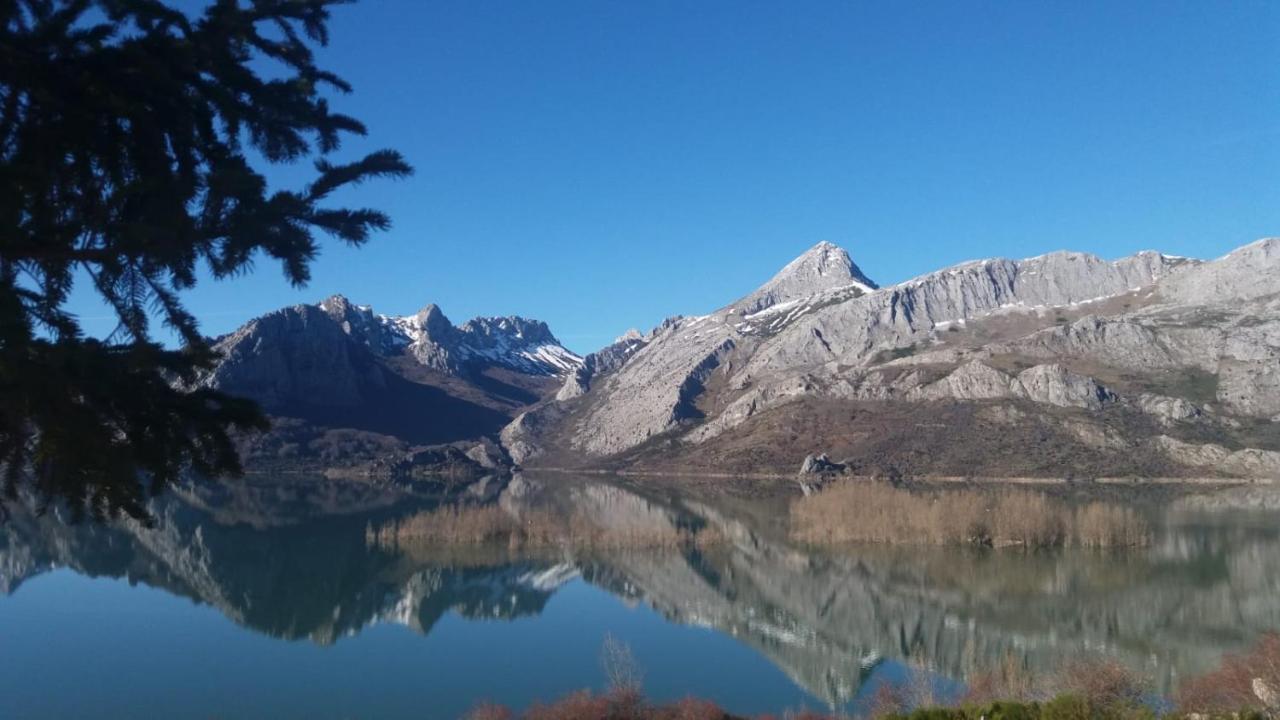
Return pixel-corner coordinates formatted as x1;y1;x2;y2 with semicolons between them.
504;239;1280;479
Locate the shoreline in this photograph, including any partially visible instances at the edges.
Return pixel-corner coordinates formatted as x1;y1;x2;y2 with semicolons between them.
523;466;1275;486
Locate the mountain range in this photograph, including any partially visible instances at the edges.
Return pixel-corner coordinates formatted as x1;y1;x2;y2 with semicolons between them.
201;237;1280;480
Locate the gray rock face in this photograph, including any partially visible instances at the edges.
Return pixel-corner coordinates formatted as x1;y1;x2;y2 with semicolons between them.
203;304;386;410
1014;364;1116;410
318;295;582;377
1160;238;1280;304
1135;394;1202;427
913;361;1016;401
556;329;649;401
549;243;882;457
509;237;1280;478
735;250;1188;380
911;361;1116;410
799;453;846;475
737;241;878;315
1154;436;1280;478
206;296;581;406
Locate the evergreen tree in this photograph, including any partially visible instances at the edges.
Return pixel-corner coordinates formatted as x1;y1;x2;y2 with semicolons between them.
0;0;412;520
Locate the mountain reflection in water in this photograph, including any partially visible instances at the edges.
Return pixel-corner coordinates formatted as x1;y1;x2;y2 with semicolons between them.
2;473;1278;713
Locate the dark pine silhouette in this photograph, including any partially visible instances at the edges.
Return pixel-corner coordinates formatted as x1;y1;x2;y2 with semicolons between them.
0;0;412;520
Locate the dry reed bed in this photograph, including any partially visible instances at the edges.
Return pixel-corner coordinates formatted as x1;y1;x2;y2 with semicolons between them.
367;503;724;551
791;482;1151;548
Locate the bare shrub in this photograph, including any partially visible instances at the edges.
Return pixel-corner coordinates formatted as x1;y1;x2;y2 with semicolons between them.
790;482;1149;549
1054;658;1149;708
1177;633;1280;713
863;680;909;718
961;652;1039;705
602;633;645;693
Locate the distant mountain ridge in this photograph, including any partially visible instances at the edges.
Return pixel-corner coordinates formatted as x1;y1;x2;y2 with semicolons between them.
314;295;581;377
199;295;582;468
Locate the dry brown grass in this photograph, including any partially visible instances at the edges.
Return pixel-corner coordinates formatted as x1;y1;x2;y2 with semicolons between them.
367;503;725;551
790;482;1150;549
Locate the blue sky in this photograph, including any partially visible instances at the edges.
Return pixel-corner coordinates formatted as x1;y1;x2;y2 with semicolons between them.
70;0;1280;354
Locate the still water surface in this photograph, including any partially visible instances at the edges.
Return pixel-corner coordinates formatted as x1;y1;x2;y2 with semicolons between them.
1;474;1277;719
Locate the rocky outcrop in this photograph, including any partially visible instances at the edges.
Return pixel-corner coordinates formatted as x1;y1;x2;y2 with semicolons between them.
557;329;650;401
913;361;1016;401
799;453;846;476
1154;436;1280;478
1135;394;1202;426
1014;364;1116;410
910;361;1117;410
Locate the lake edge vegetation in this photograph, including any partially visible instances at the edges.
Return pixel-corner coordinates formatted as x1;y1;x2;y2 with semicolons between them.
366;502;725;551
791;482;1152;549
462;633;1280;720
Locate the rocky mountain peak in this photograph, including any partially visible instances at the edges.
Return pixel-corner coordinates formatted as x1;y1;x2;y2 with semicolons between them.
460;316;557;346
736;241;879;315
319;293;353;313
412;303;454;338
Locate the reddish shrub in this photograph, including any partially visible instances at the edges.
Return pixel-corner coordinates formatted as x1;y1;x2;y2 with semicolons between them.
1177;633;1280;713
864;680;909;718
604;687;648;720
652;696;729;720
525;690;612;720
465;701;513;720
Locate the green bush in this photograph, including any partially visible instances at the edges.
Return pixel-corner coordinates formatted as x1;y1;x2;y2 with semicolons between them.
1041;695;1090;720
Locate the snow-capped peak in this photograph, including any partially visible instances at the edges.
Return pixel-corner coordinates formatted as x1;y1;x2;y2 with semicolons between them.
315;297;582;377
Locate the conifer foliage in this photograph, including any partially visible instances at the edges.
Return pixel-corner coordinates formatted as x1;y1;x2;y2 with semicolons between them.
0;0;412;519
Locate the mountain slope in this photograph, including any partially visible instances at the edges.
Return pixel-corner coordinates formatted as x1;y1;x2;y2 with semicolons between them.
504;238;1280;479
202;297;582;469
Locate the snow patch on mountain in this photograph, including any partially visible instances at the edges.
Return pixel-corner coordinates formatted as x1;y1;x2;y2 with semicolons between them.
319;294;582;376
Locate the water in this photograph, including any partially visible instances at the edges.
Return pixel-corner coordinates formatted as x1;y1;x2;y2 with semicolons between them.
1;474;1277;719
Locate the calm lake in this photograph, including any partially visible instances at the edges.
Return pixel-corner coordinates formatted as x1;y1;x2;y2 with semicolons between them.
2;474;1277;719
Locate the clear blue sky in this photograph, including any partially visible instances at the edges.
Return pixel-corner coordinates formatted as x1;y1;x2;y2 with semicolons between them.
70;0;1280;354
